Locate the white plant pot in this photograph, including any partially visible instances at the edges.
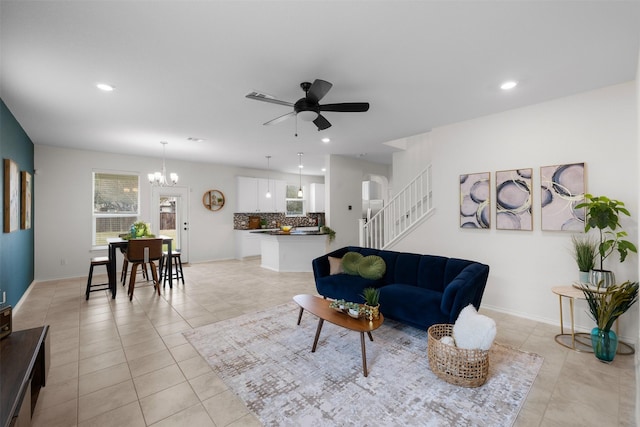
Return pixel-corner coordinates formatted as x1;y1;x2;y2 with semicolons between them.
579;271;590;284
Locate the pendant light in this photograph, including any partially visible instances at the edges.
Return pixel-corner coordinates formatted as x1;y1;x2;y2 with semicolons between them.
148;141;178;186
297;152;303;197
265;155;272;198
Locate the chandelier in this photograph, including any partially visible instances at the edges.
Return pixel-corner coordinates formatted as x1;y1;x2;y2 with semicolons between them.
148;141;178;186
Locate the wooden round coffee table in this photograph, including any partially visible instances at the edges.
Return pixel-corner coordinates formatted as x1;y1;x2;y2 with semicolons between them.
293;294;384;377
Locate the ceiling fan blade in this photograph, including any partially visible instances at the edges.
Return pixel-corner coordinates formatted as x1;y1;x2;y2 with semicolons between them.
320;102;370;112
313;114;331;131
306;79;333;103
263;111;295;126
246;91;294;107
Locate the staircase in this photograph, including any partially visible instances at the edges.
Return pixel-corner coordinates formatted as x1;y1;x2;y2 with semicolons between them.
360;165;434;249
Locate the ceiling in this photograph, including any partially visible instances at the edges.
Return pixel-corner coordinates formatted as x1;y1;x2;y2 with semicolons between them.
1;1;639;176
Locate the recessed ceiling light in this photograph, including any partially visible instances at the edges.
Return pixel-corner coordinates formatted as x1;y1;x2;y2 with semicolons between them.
321;168;326;172
500;81;518;90
321;137;330;143
96;83;115;92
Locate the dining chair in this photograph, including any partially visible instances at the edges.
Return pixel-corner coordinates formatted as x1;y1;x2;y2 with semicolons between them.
125;238;163;301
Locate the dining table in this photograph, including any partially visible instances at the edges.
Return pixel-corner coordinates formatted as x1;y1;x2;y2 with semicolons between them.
106;236;173;298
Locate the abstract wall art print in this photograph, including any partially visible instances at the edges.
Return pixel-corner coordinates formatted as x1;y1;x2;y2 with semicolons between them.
21;171;32;229
3;158;19;233
460;172;490;229
540;163;585;231
496;168;532;230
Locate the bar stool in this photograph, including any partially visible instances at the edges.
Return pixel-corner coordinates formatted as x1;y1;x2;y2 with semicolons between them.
161;250;185;287
125;238;163;301
86;256;111;300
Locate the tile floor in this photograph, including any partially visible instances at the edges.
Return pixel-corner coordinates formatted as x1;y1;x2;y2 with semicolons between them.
12;258;637;426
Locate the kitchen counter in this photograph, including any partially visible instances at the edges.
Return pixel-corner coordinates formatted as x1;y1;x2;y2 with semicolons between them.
256;231;328;272
250;230;327;236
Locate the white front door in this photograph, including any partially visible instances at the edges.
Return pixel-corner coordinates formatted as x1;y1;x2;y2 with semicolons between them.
151;186;189;262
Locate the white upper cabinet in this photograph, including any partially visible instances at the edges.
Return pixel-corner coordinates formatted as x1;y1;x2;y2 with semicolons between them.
236;176;259;212
236;176;286;212
309;183;325;212
257;179;275;212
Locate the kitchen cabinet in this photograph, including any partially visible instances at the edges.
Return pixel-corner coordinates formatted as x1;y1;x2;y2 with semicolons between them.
235;230;262;259
236;176;286;213
236;177;259;212
235;229;279;259
309;183;325;212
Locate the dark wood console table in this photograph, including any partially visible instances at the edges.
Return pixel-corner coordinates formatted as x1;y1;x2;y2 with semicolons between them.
1;326;50;427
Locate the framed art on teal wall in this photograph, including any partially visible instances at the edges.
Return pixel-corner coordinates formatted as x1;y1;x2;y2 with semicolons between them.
3;158;19;233
21;171;32;229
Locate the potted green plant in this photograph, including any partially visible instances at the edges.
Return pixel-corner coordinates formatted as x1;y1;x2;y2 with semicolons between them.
571;235;597;284
127;221;155;239
575;194;637;287
320;225;336;242
361;287;380;320
579;281;638;362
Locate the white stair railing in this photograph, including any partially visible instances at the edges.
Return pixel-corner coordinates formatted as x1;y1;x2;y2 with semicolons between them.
361;165;434;249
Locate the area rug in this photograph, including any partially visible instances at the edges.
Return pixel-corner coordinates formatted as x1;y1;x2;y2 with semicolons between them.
184;303;543;427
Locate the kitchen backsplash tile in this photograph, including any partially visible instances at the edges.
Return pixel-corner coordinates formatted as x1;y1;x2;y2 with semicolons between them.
234;212;324;230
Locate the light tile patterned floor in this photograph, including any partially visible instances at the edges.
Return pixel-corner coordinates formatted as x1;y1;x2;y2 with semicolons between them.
12;258;636;426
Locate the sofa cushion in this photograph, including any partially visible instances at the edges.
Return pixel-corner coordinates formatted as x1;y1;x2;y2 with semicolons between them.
394;253;422;284
358;255;386;280
328;256;344;275
416;255;448;291
315;274;383;303
378;284;448;330
342;252;363;275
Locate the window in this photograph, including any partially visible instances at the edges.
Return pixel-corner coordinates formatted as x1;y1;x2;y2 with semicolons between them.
93;172;139;246
285;184;304;216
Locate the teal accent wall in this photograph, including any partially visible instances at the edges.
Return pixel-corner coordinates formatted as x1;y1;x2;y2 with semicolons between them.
0;98;35;308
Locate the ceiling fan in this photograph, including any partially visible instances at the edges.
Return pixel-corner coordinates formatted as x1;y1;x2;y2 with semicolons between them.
246;79;370;131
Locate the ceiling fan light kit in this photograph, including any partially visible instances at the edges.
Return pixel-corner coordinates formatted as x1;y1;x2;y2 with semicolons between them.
246;79;369;132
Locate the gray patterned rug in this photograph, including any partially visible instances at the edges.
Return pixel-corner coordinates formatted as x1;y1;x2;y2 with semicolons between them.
184;302;543;427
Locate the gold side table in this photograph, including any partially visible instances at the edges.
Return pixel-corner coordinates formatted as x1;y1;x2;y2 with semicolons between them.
551;285;634;355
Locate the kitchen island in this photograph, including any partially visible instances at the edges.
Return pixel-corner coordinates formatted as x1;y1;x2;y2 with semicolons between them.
252;229;329;272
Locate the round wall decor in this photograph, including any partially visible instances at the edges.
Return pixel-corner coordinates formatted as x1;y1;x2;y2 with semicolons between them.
203;189;225;211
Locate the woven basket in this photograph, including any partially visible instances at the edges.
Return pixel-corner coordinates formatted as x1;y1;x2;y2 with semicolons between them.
427;323;489;388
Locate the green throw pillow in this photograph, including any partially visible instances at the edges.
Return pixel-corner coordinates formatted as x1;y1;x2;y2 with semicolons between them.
358;255;386;280
341;252;363;275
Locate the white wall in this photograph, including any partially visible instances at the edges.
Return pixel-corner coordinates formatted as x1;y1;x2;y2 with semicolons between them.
34;145;323;280
325;154;391;249
391;82;639;341
635;49;640;427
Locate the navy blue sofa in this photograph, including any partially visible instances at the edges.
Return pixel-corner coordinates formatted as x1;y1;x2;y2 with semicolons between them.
312;246;490;330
